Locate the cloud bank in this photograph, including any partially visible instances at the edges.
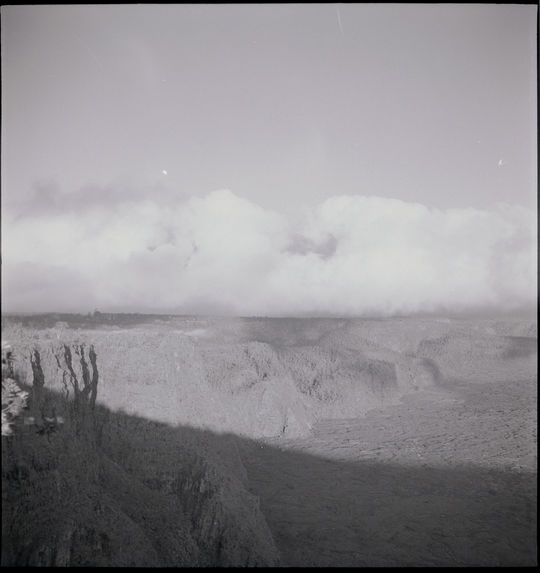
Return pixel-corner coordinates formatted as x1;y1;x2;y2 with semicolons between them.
1;187;536;316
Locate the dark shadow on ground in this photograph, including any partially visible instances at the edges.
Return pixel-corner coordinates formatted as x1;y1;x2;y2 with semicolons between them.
238;436;537;567
2;378;537;568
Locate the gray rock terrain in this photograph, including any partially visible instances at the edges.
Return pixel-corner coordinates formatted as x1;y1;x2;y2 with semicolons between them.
1;313;537;566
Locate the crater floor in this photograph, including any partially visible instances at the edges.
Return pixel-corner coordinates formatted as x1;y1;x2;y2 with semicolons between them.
240;375;537;567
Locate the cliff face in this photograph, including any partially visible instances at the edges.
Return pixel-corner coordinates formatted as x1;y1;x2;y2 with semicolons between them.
4;316;536;440
1;337;280;567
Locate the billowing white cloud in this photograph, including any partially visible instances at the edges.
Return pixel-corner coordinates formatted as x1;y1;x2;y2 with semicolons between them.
1;188;536;316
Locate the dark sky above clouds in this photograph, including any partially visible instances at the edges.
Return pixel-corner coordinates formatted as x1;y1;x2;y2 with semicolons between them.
1;4;537;316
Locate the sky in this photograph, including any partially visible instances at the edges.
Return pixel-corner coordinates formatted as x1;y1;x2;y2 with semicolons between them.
1;4;537;317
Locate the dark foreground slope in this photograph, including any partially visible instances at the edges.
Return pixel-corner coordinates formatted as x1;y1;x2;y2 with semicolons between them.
1;350;279;567
2;371;536;567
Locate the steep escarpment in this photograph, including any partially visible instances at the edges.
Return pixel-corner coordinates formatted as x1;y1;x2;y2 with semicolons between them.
1;341;279;567
3;315;535;441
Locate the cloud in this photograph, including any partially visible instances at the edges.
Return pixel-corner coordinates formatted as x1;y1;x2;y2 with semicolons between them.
1;187;536;316
274;197;537;315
